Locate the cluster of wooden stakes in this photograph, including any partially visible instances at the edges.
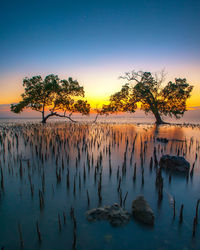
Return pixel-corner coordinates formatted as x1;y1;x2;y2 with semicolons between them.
0;122;200;249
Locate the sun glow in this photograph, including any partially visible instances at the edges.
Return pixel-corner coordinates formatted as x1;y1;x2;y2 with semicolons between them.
0;69;200;113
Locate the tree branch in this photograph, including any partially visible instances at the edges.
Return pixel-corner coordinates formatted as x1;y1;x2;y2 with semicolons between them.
93;113;99;123
54;113;77;123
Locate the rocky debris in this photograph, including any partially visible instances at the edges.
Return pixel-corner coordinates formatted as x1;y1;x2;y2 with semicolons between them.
156;137;169;143
86;203;131;226
132;196;155;225
159;155;190;172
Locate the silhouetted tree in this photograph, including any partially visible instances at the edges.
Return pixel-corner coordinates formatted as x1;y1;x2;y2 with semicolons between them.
101;70;193;124
11;74;90;123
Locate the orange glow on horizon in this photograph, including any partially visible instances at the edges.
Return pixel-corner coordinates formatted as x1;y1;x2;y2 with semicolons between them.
0;68;200;111
0;90;200;111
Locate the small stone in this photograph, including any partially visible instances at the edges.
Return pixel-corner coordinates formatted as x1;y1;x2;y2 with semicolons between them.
86;204;131;226
132;195;155;225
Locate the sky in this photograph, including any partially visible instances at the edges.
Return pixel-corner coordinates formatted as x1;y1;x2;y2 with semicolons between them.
0;0;200;114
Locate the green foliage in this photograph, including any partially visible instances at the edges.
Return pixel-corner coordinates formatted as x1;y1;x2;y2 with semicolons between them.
102;70;193;123
11;74;90;123
100;84;137;114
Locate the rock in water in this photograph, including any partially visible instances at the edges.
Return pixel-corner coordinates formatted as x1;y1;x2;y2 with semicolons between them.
132;196;155;225
156;137;169;143
159;155;190;172
86;203;131;226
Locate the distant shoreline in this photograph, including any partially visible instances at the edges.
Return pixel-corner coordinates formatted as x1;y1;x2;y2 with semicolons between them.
0;119;200;128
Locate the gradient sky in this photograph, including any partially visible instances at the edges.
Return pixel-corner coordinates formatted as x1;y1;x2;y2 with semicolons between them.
0;0;200;110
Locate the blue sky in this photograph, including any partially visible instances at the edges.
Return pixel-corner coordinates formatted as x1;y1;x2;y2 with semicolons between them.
0;0;200;107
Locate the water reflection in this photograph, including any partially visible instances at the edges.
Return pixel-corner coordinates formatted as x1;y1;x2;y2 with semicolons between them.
0;122;200;250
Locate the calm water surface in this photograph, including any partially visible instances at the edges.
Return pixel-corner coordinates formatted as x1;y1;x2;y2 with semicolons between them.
0;121;200;250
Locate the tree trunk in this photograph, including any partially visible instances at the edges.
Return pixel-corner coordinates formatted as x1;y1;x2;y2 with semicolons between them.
153;110;165;125
41;101;46;124
42;114;52;124
42;112;45;124
41;111;47;124
42;117;47;124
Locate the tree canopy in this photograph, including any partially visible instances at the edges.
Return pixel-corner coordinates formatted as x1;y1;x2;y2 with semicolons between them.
11;74;90;123
101;70;193;124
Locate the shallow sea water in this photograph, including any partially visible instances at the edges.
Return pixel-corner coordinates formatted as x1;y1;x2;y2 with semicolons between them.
0;121;200;250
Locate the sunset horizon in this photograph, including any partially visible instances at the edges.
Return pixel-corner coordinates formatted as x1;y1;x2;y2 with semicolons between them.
1;0;200;115
0;69;199;112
